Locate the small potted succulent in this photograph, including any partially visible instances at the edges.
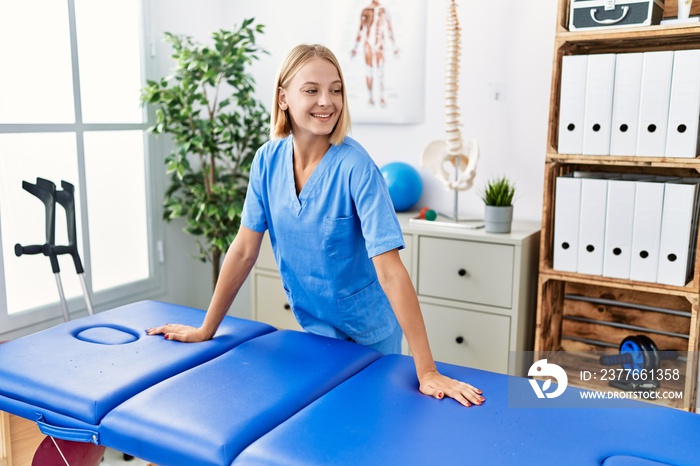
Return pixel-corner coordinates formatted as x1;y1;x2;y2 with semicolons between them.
480;176;516;233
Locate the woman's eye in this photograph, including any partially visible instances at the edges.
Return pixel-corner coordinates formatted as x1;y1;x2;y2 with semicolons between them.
304;89;317;94
331;89;342;94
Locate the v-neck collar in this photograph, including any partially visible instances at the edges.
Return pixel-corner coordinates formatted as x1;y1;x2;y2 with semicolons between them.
285;137;339;215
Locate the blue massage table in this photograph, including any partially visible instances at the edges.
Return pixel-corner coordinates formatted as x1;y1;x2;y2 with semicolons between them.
0;300;699;466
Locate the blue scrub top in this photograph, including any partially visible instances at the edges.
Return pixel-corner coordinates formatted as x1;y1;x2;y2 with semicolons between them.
241;135;405;345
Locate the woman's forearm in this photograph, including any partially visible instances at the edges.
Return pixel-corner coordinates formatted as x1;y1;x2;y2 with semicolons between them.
201;227;263;339
373;250;437;377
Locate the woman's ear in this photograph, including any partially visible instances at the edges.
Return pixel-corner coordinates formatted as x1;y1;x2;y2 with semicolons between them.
278;88;288;111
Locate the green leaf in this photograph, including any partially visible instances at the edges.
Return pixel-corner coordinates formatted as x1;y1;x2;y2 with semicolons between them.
142;20;270;285
480;176;516;206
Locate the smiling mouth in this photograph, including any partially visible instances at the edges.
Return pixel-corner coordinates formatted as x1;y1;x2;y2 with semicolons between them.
311;113;332;118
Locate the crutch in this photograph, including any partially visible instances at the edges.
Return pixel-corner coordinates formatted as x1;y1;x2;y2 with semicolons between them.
14;178;94;321
14;178;70;321
53;180;94;315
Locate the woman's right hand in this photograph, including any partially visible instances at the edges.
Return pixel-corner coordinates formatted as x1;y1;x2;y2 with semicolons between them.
146;324;209;343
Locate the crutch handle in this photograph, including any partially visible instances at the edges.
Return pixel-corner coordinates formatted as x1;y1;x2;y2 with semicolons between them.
43;245;84;274
14;243;44;256
48;245;72;256
15;243;60;273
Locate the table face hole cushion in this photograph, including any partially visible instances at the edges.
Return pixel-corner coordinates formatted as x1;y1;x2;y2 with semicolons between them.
0;300;275;427
74;326;139;345
99;330;382;466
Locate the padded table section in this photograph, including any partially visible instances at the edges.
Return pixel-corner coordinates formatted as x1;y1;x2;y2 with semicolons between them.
99;330;382;466
234;355;700;466
0;300;275;431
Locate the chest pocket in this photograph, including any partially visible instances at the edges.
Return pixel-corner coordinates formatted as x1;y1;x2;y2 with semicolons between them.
323;216;358;259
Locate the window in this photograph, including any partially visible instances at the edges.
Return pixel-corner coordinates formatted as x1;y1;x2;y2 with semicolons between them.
0;0;161;334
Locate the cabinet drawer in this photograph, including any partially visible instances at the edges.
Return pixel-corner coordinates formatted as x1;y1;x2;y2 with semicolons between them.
422;302;510;373
418;237;514;308
254;275;302;331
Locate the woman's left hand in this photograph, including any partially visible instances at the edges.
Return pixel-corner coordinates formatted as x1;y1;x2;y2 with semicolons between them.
146;323;209;342
418;370;485;407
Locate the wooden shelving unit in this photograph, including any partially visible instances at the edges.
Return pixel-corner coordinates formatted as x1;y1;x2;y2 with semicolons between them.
535;0;700;411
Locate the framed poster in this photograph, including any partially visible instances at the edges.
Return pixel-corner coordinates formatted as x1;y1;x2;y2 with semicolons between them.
331;0;427;124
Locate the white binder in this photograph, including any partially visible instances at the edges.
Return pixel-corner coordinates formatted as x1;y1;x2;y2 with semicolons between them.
629;181;665;283
603;180;636;279
552;176;582;272
636;51;674;157
558;55;588;155
610;53;643;156
582;54;616;156
680;178;700;283
657;182;699;286
665;49;700;158
577;178;608;276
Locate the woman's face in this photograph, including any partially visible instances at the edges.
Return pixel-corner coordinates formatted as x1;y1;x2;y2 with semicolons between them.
279;57;343;141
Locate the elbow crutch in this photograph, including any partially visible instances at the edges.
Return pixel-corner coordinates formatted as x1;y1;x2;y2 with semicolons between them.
14;178;94;321
53;180;94;316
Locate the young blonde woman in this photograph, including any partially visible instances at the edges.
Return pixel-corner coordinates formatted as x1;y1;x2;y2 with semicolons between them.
148;44;484;407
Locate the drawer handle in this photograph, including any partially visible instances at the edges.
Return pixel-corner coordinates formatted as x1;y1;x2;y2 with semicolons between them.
283;304;291;310
455;336;464;344
457;268;468;277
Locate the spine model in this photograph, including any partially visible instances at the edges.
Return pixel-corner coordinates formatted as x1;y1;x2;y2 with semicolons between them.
422;0;478;193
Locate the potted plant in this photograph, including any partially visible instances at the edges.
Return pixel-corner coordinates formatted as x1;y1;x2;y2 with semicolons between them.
141;19;269;288
480;176;516;233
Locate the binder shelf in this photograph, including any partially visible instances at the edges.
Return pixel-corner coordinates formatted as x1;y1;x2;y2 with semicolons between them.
536;1;700;412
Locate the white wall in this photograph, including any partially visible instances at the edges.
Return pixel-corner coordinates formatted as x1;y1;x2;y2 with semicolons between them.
220;0;558;221
150;0;558;316
148;0;249;315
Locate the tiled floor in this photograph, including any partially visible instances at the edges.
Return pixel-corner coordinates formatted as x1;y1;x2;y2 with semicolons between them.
100;448;150;466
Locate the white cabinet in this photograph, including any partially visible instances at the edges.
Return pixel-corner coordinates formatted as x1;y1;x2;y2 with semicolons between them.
400;215;540;375
251;215;540;375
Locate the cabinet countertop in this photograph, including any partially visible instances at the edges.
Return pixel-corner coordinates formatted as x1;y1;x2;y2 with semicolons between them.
396;212;541;244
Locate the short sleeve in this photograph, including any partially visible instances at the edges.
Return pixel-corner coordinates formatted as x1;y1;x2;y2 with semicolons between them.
240;150;268;233
352;164;405;258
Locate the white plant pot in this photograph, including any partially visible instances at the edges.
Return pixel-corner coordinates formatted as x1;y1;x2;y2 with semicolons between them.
484;205;513;234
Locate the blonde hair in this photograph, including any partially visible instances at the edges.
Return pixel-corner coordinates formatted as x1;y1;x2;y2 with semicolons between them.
270;44;351;145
